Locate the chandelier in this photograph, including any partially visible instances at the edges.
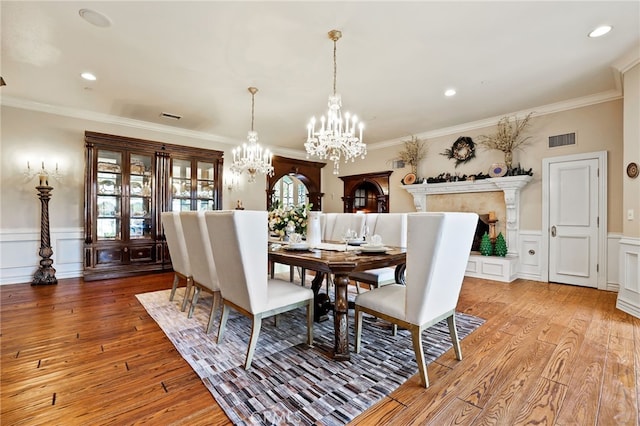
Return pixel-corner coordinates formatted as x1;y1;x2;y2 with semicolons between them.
305;30;366;175
230;87;274;183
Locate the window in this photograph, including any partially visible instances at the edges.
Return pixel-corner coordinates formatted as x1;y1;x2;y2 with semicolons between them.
272;175;308;208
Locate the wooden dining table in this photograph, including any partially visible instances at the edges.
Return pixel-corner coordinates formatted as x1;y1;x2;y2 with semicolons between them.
268;243;406;361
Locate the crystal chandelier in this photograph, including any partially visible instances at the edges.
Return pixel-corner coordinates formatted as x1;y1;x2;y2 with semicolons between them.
230;87;274;183
305;30;366;175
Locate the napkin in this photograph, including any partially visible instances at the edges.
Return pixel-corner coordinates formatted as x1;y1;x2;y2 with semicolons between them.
369;234;383;247
289;233;303;244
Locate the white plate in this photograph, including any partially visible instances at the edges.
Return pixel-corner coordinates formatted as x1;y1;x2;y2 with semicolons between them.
359;245;389;253
286;243;310;251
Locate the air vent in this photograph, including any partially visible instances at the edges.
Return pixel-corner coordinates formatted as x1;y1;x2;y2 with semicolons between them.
392;159;405;169
549;132;575;148
160;112;182;120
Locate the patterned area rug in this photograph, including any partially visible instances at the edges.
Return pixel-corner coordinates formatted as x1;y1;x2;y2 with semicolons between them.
137;288;484;425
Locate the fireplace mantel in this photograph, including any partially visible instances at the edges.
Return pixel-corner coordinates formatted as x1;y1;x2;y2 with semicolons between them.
402;175;533;257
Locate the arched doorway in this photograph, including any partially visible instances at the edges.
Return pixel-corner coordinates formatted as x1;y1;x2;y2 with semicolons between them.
266;156;325;211
339;171;393;213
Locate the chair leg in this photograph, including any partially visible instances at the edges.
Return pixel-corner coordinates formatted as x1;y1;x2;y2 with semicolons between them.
447;314;463;361
206;291;221;334
245;314;262;369
410;326;429;388
355;281;361;294
181;279;193;312
392;324;398;336
354;308;363;353
188;286;201;318
217;303;230;343
306;301;314;346
169;274;179;301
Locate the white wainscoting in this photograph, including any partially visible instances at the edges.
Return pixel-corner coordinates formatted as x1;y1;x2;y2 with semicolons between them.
616;237;640;319
0;228;84;285
518;230;542;281
607;233;622;292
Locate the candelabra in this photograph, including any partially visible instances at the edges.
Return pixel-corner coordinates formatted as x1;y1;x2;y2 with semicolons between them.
25;161;62;285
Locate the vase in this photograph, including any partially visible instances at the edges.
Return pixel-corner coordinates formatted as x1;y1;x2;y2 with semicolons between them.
504;151;513;172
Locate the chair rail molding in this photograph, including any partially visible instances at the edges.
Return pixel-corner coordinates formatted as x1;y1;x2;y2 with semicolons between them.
402;175;533;257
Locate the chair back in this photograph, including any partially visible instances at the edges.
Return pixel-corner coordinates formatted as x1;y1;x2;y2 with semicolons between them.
405;212;477;324
372;213;407;248
161;211;190;276
179;211;219;291
325;213;367;241
205;210;268;313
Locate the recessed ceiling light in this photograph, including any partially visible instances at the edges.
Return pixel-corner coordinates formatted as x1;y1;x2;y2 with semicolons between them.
444;89;456;97
588;25;612;38
79;9;112;28
81;72;97;81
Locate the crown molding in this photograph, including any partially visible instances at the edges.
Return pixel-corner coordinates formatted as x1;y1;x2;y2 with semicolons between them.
1;88;623;155
0;95;243;145
368;88;623;151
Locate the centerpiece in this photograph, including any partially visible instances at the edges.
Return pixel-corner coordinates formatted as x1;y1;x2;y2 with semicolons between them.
268;202;311;239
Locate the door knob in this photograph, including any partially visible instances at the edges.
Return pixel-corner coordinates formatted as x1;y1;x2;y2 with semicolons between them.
551;225;556;237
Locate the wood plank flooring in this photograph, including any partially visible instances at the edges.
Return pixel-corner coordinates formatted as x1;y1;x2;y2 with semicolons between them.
1;273;638;425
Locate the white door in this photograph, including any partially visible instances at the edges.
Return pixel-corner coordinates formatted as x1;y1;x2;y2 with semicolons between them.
548;158;599;287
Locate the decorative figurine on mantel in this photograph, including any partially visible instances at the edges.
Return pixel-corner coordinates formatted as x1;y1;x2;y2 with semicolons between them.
235;199;245;210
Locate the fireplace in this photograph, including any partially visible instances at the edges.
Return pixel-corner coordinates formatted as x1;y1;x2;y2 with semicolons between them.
472;215;491;252
402;176;533;282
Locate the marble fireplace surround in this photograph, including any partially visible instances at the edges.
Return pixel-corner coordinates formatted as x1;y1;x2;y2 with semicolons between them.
402;176;533;282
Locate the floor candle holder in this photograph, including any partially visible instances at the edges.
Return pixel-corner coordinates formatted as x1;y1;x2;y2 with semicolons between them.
33;183;57;285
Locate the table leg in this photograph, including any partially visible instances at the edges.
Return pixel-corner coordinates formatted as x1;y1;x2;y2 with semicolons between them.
332;273;351;360
311;271;331;322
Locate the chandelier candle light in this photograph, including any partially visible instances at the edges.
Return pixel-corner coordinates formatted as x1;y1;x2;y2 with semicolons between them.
230;87;274;183
305;30;366;175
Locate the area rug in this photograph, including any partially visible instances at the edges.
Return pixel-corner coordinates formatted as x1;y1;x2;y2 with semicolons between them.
136;288;484;425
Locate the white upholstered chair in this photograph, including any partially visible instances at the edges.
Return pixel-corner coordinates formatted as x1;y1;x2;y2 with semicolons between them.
354;212;478;388
204;210;314;369
350;213;408;292
161;211;193;311
179;211;221;334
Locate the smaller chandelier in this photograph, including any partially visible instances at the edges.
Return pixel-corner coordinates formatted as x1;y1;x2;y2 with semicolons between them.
230;87;274;183
305;29;366;175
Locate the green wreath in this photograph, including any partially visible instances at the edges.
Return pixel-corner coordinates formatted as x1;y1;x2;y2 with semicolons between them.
441;136;476;168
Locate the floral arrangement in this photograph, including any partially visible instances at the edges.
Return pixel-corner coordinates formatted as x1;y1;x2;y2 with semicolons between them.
268;203;311;237
397;135;427;175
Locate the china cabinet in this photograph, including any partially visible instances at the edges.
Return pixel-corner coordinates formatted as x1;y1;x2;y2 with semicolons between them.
84;131;223;281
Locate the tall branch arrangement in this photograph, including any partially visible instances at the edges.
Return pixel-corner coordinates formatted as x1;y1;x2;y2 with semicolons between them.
398;136;427;175
477;112;534;154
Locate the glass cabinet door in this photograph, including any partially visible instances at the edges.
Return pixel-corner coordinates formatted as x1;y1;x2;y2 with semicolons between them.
129;154;153;239
196;161;215;211
171;159;192;211
96;150;122;240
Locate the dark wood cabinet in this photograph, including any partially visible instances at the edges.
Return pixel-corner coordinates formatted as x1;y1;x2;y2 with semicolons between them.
84;131;223;281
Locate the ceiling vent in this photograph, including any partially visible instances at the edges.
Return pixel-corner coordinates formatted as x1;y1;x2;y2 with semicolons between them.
548;132;576;148
160;112;182;120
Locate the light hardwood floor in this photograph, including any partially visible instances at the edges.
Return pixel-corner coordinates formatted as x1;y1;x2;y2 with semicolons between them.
1;273;638;425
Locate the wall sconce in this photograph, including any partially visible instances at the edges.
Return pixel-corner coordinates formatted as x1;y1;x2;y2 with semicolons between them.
24;160;64;285
225;172;240;192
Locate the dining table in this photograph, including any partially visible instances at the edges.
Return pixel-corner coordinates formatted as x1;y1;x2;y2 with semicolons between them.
268;242;406;361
